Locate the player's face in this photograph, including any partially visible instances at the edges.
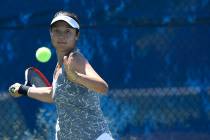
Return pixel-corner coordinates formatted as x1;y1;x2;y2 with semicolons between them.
50;21;78;51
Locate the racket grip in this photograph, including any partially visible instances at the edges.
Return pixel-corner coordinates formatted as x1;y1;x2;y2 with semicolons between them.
9;86;15;94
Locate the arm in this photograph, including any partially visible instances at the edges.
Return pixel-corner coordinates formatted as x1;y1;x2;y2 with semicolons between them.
27;87;53;103
63;53;109;94
9;83;54;103
76;72;108;94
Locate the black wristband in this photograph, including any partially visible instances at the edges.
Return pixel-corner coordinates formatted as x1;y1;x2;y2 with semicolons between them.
18;85;30;96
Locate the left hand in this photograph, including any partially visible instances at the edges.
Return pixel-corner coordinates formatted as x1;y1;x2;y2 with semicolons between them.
63;55;78;82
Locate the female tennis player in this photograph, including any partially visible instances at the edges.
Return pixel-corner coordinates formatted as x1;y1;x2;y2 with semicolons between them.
9;11;114;140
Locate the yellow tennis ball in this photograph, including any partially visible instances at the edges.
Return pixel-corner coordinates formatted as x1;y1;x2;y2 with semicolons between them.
36;47;51;63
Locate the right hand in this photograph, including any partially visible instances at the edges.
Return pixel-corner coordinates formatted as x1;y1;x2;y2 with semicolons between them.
8;83;22;97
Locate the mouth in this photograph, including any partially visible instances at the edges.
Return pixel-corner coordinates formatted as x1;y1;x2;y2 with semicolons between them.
57;42;67;45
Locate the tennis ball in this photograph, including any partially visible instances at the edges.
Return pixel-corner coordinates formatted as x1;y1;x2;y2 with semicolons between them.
36;47;51;63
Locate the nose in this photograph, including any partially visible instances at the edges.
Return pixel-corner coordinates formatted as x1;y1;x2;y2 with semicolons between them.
57;32;66;38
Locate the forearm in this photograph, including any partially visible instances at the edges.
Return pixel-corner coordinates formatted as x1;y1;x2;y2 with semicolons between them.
27;87;54;103
75;73;108;94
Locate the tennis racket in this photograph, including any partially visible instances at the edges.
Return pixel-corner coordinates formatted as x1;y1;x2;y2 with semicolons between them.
9;67;51;96
24;67;51;87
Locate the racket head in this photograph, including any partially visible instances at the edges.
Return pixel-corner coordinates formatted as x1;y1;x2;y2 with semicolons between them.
24;67;51;87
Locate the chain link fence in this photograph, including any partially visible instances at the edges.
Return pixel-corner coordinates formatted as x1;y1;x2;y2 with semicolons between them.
1;87;210;140
0;1;210;140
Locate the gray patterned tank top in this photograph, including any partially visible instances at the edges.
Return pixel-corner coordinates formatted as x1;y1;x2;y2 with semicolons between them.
52;53;110;140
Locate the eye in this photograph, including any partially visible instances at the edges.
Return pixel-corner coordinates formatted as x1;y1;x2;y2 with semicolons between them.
65;29;71;33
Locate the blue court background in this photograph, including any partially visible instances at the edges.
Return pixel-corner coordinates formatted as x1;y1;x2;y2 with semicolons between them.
0;0;210;139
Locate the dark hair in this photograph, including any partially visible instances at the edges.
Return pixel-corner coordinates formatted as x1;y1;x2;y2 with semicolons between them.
51;11;80;35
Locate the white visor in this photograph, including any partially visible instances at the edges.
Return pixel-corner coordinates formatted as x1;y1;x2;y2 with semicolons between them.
51;15;80;30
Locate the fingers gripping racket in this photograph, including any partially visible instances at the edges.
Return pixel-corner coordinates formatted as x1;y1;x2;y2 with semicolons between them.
24;67;51;87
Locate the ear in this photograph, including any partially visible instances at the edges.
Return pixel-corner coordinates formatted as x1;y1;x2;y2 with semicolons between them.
49;29;53;36
75;32;80;40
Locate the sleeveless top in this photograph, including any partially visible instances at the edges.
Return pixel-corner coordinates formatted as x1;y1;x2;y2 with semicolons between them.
52;51;110;140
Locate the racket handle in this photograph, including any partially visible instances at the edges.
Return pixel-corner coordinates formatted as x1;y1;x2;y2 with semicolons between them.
9;86;15;94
